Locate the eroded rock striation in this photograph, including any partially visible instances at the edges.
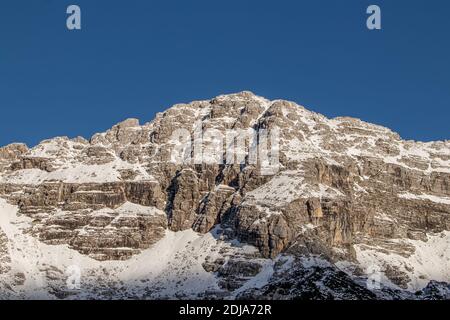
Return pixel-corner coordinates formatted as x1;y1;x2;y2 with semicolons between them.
0;91;448;299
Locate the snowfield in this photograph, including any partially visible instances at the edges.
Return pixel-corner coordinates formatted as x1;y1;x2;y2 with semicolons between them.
354;231;450;292
0;199;272;299
1;197;448;298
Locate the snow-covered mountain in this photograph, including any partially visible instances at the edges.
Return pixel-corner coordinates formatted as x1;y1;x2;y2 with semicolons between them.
0;92;448;299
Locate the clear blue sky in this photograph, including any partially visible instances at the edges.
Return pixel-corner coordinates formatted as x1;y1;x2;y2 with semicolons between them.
0;0;449;147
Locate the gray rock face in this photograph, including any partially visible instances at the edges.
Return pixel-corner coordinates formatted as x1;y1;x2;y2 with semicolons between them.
0;91;448;299
418;281;450;300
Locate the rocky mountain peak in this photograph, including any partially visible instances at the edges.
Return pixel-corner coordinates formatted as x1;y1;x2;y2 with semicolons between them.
0;92;448;299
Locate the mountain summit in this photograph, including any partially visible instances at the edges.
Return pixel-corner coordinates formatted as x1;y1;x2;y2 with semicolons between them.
0;92;449;299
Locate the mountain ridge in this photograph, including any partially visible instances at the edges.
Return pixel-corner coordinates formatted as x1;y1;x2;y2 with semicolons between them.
0;91;449;299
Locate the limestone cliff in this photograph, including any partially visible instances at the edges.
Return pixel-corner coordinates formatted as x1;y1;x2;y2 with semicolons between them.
0;92;448;299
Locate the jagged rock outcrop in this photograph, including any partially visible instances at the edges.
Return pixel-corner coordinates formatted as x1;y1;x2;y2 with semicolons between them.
0;91;448;299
